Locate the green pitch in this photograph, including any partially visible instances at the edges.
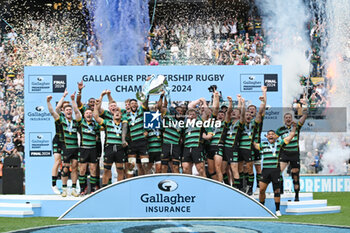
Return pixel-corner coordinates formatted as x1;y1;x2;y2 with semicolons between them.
0;192;349;233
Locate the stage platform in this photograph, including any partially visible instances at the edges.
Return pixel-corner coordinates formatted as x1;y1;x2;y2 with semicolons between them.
0;192;340;218
0;195;82;217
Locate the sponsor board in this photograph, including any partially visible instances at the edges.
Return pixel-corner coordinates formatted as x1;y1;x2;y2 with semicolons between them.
24;65;282;194
29;75;66;93
59;174;276;220
29;132;52;157
285;176;350;192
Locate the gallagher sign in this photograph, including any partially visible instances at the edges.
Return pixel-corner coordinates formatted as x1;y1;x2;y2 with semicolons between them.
59;174;276;220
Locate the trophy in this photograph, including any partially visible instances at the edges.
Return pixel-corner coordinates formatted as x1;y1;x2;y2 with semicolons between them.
136;74;169;102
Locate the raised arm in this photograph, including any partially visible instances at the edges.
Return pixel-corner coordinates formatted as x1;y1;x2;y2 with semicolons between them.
284;122;297;144
240;97;246;124
200;98;211;121
225;96;233;123
47;95;59;120
237;94;242;108
55;89;68;114
256;86;267;123
71;92;82;121
106;89;115;104
157;91;165;111
93;99;104;125
161;92;168;115
298;98;308;126
212;91;220;117
188;98;202;109
98;90;107;114
76;80;85;109
142;95;150;110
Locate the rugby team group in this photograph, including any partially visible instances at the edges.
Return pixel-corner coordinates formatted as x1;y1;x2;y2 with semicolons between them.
47;81;307;216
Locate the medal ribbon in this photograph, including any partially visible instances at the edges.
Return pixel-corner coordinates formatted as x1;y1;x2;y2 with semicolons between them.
65;117;73;134
245;122;252;137
268;141;278;156
228;121;239;135
87;121;94;132
130;111;137;125
112;121;122;134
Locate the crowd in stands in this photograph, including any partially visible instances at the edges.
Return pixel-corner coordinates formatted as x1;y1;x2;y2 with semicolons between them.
0;15;87;171
0;30;25;168
146;14;268;66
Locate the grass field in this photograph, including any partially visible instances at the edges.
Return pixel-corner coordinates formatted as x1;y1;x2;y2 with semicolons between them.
0;192;349;233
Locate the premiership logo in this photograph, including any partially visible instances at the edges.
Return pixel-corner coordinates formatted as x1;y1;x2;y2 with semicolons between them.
158;180;178;192
144;111;161;129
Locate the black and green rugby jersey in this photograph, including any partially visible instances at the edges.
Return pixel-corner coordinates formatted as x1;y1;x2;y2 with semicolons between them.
239;119;257;150
183;117;205;148
224;120;243;148
148;128;162;153
101;109;130;142
258;139;287;168
101;109;127;121
57;114;79;149
77;119;100;148
209;118;225;146
55;112;65;143
100;119;123;145
162;111;183;145
122;106;147;142
276;122;303;152
100;109;113;121
253;115;264;143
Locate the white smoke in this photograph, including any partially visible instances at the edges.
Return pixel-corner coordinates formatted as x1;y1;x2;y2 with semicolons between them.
256;0;311;107
322;0;350;110
321;137;350;175
311;0;350;174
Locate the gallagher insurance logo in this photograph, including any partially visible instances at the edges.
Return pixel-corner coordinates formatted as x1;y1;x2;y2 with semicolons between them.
140;179;196;213
158;180;178;192
27;106;51;121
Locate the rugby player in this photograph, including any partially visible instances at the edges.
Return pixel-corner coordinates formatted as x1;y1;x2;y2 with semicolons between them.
77;81;103;190
94;99;126;184
146;99;163;174
253;122;297;216
238;86;267;195
49;89;69;194
207;91;226;182
74;97;101;195
47;93;79;197
182;98;212;177
248;92;266;194
122;96;150;177
276;100;307;201
159;94;184;173
224;95;245;188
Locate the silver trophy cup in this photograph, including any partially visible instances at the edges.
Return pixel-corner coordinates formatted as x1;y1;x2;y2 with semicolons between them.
136;74;169;102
